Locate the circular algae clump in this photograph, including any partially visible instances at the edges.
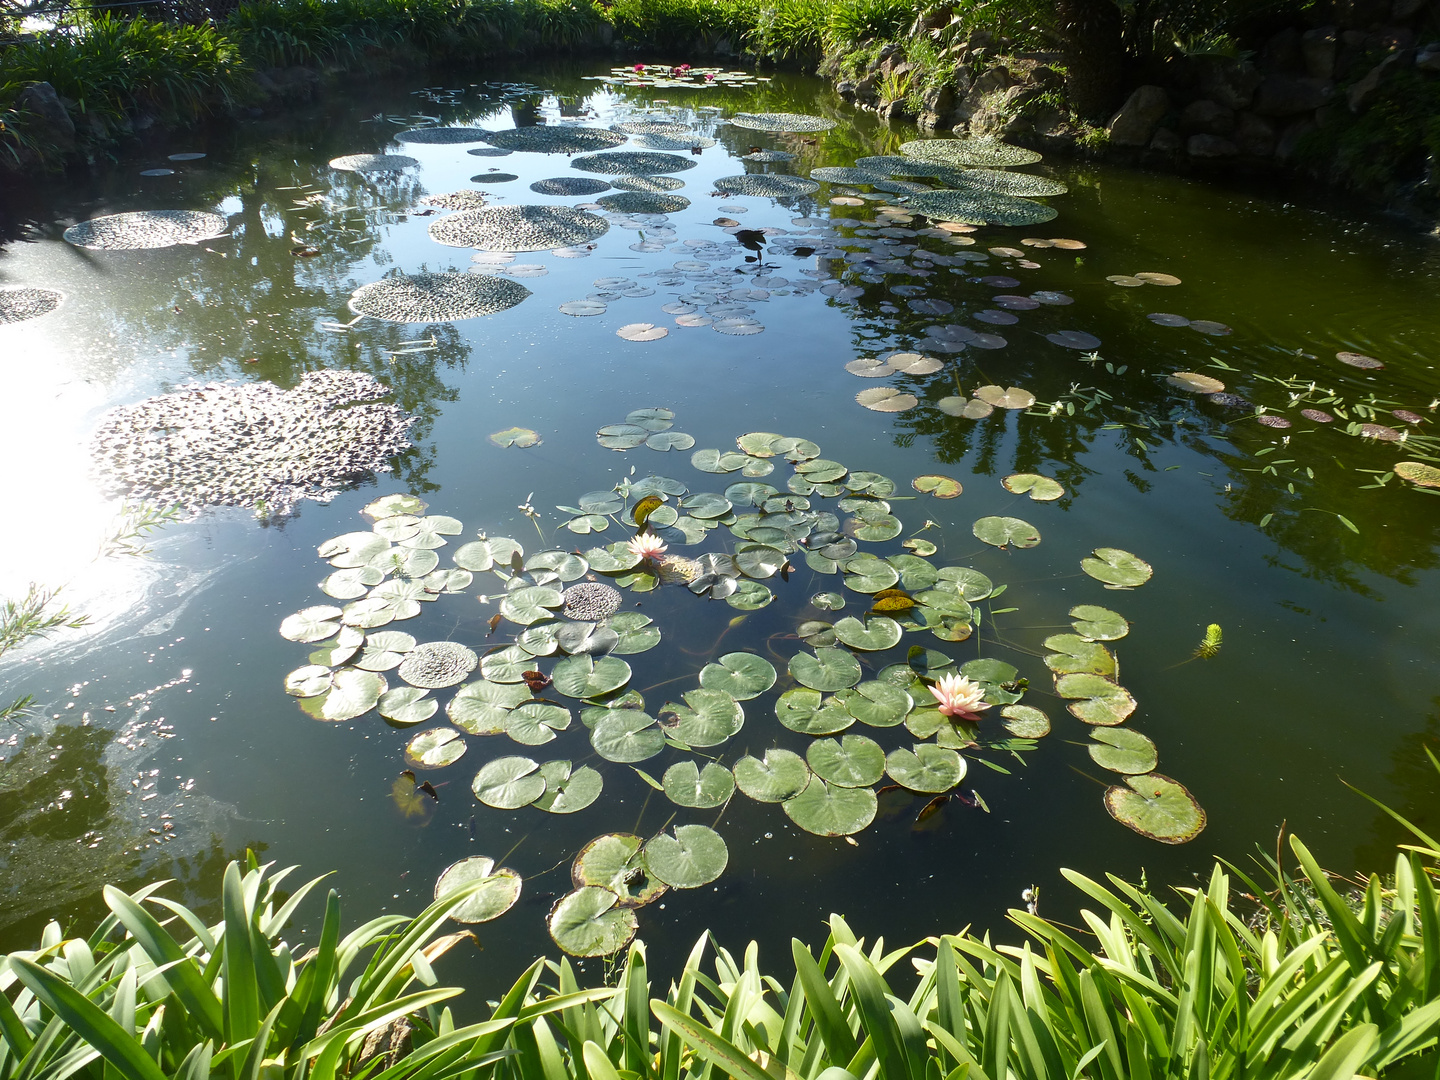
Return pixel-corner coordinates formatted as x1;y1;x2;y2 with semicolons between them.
728;112;835;132
420;190;488;211
396;127;489;144
0;286;63;324
712;174;820;197
562;582;623;621
63;210;228;250
348;271;531;322
329;153;420;173
570;150;698;175
482;126;627;153
429;205;610;252
398;642;479;688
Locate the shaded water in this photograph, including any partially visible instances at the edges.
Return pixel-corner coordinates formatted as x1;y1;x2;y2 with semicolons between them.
2;61;1440;989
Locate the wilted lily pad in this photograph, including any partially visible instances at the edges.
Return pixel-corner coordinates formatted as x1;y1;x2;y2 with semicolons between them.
643;824;728;888
1089;727;1158;774
434;856;522;922
1081;548;1153;588
912;474;962;498
490;426;541;448
1003;473;1064;501
1167;372;1225;394
573;833;666;907
973;516;1041;549
405;726;466;769
547;887;638;957
1104;773;1205;844
782;777;877;836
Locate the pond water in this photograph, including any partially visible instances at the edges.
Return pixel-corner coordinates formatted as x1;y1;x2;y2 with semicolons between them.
2;60;1439;986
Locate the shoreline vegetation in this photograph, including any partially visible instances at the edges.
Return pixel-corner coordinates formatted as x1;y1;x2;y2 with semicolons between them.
0;0;1436;222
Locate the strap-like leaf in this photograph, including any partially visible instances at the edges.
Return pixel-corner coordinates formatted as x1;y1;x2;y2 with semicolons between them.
791;941;858;1065
1307;1023;1377;1080
651;1001;773;1080
103;886;224;1041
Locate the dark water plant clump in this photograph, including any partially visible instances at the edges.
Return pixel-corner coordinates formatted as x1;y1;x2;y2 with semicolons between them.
728;111;837;132
328;153;419;173
0;286;63;324
597;191;690;214
480;126;627;153
62;210;228;250
530;176;612;196
419;189;488;210
348;271;532;321
394;126;489;144
428;205;610;251
90;371;415;514
713;173;820;197
570;150;699;175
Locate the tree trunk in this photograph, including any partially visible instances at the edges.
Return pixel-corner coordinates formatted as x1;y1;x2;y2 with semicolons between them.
1055;0;1126;120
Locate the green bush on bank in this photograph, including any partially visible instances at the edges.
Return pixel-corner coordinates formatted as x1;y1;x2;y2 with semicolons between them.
4;827;1440;1080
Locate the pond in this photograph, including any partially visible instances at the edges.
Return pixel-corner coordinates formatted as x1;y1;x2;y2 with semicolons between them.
2;58;1439;986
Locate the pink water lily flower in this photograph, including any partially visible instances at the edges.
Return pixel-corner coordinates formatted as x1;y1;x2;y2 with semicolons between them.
627;532;667;559
634;63;646;72
928;673;991;721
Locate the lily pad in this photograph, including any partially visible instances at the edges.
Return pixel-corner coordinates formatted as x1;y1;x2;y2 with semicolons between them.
699;652;777;699
856;387;920;412
506;702;572;745
378;686;438;725
833;615;903;651
551;654;631;699
912;475;963;498
838;681;912;727
1395;462;1440;489
665;688;744;746
573;834;667;907
807;734;885;787
321;567;384;600
547;887;638;957
405;727;467;769
733;749;811;802
885;744;964;793
1043;634;1117;677
726;579;774;610
1081;548;1153;588
973;386;1036;410
663;761;735;808
776;687;855;734
782;778;877;836
1000;704;1050;738
1089;728;1158;775
1003;474;1064;501
843;555;900;593
281;605;343;643
434;856;522;922
1104;773;1206;844
534;762;604;813
643;824;729;888
472;755;546;809
285;665;333;698
790;647;863;691
973;516;1041;549
1070;605;1130;641
1167;372;1225;394
300;668;387;722
609;612;662;654
489;426;541;448
1055;673;1137;726
448;679;532;734
590;709;665;762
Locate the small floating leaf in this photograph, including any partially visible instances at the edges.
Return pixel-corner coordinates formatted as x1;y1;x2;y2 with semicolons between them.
734;749;810;802
281;605;343;643
643;824;728;888
534;762;603;813
1088;727;1158;774
547;887;638;957
807;734;885;787
285;665;333;698
833;615;903;651
912;474;963;498
489;426;542;448
838;681;912;727
1043;634;1117;677
1104;773;1205;844
378;686;437;725
1167;372;1225;394
300;668;386;722
973;385;1035;410
1081;547;1153;588
1070;604;1130;641
572;834;666;907
551;654;631;698
856;387;920;412
1055;672;1137;726
1000;704;1050;738
790;647;863;691
434;856;522;922
699;652;777;699
590;710;665;762
973;516;1041;549
885;744;964;793
405;727;466;769
472;755;545;809
662;761;735;809
782;777;877;836
1003;474;1064;501
776;687;854;734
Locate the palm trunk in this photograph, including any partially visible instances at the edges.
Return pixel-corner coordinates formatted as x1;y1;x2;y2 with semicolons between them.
1055;0;1126;120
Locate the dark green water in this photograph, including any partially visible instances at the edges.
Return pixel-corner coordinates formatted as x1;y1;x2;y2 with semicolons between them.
2;61;1439;990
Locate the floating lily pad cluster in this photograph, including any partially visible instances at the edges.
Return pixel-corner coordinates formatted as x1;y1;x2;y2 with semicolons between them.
479;126;627;153
348;271;531;322
91;371;415;515
590;66;767;89
279;416;1206;956
429;205;610;252
395;127;489;145
329;153;419;173
63;210;228;250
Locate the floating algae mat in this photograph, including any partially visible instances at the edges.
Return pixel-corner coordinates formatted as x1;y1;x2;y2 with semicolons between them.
7;59;1440;986
63;209;227;250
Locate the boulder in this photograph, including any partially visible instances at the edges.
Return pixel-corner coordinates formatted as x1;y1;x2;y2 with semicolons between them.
836;79;857;98
15;82;76;154
916;84;956;130
1149;127;1183;152
1197;57;1262;109
1418;43;1440;71
1234;112;1277;156
1260;27;1304;73
1105;85;1170;146
1301;26;1338;80
1348;50;1409;110
1254;74;1332;116
1392;0;1427;17
1180;98;1236;135
1187;133;1239;158
1275;116;1317;161
855;72;879;102
1332;0;1391;28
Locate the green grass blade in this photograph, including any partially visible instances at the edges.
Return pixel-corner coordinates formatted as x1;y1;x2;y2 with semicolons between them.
102;886;224;1042
651;1001;773;1080
791;941;858;1065
222;861;261;1043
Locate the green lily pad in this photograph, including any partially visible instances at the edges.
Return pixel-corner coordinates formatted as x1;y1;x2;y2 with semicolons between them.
319;532;390;568
733;749;810;802
790;647;863;692
1089;727;1158;775
551;654;631;699
369;546;440;579
663;761;736;808
434;856;523;923
472;755;545;809
905;538;938;556
782;778;877;836
726;579;774;610
534;762;604;813
500;585;564;626
937;566;994;601
285;665;333;698
813;592;845;611
914;590;973;621
1003;473;1064;501
844;555;900;593
775;687;854;734
1054;673;1137;726
807;734;885;787
851;514;903;542
1043;633;1117;677
585;542;643;573
281;605;343;643
1070;605;1130;642
609;611;662;654
453;540;498;572
480;645;532;683
699;653;777;700
489;426;541;448
572;834;666;907
299;668;387;722
448;679;531;734
973;516;1041;549
912;475;963;498
665;688;744;747
506;702;572;745
1103;773;1206;844
837;681;912;727
1000;704;1050;738
590;710;665;762
1395;461;1440;489
528;550;589;581
378;686;437;725
887;554;939;591
321;566;384;600
309;627;363;667
885;744;965;793
796;458;848;482
1082;548;1153;588
424;568;474;594
833;615;903;651
647;431;695;452
355;630;417;672
363;493;427;519
973;386;1036;411
405;727;467;769
643;824;729;889
547;887;638;957
517;621;562;657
